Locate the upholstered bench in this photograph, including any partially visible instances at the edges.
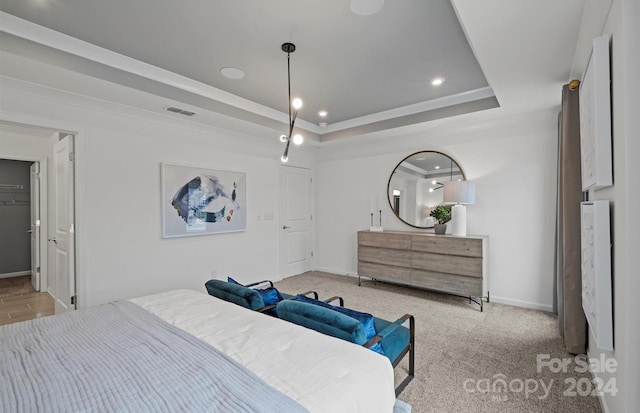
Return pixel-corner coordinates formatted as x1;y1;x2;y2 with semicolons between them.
276;297;415;395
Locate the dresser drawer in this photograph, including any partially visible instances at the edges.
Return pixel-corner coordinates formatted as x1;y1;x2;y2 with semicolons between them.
411;269;482;297
411;251;482;278
411;235;482;257
358;261;412;285
358;231;410;250
358;246;411;268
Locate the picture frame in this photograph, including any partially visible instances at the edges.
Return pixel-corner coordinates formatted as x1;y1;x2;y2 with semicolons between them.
578;35;612;191
161;163;246;238
580;200;613;351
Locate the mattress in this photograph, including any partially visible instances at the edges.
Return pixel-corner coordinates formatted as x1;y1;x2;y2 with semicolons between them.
1;299;307;413
130;289;396;412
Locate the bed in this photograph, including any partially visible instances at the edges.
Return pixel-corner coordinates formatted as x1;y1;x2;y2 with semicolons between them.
1;289;396;412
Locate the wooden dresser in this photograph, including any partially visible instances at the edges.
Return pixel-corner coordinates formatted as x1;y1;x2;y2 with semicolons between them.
357;230;488;310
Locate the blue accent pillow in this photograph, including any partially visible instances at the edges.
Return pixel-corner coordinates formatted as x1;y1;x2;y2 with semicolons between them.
295;294;384;355
227;277;283;306
276;300;367;344
259;288;283;306
205;279;263;310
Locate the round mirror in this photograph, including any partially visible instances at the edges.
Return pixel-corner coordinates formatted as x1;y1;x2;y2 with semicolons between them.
387;151;465;229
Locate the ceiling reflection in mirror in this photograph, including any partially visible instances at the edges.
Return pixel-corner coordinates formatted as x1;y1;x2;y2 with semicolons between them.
387;151;465;229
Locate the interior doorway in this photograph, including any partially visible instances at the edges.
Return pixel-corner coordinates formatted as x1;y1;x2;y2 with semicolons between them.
0;122;77;315
0;159;37;285
0;157;54;325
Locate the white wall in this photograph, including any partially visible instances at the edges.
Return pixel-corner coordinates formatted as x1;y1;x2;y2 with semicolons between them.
1;76;314;308
315;108;559;311
580;0;640;412
0;127;52;160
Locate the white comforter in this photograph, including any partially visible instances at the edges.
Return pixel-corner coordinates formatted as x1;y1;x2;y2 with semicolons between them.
130;289;396;413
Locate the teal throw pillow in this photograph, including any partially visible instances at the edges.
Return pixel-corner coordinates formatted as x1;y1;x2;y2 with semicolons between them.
295;294;384;355
227;277;283;306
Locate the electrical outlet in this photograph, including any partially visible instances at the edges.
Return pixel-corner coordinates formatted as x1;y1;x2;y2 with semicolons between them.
211;269;218;279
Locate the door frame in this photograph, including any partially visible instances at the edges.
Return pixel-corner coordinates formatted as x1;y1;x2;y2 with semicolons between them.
279;165;315;278
30;161;41;291
0;113;84;308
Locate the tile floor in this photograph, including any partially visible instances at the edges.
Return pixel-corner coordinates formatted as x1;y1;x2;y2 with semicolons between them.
0;275;54;326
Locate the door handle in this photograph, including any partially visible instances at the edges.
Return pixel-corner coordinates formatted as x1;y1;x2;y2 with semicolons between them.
283;225;291;230
27;230;33;233
48;237;57;244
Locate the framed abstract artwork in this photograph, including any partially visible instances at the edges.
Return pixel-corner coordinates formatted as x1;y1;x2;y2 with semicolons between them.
580;200;613;351
161;163;246;238
579;35;612;191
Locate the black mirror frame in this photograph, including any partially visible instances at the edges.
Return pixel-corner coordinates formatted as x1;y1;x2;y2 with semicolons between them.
386;150;466;229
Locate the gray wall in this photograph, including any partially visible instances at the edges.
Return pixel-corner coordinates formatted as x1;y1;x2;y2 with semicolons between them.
0;159;32;276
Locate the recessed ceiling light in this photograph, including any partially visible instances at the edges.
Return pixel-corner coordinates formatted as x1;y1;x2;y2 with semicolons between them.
350;0;385;16
318;110;328;117
220;67;245;80
431;77;445;86
434;165;440;170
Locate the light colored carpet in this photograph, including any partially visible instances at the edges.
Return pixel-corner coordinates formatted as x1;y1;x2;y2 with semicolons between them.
274;271;602;413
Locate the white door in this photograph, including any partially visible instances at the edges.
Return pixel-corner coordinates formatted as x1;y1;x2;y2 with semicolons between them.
279;166;312;277
30;162;40;291
52;135;75;313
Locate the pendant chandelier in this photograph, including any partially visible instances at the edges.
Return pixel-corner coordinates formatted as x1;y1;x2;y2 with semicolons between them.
279;42;303;163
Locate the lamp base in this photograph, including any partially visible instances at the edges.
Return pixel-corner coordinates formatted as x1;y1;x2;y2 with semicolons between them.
369;226;384;232
450;204;467;237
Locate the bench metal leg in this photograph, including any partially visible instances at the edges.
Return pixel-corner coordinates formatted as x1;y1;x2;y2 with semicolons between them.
394;315;415;396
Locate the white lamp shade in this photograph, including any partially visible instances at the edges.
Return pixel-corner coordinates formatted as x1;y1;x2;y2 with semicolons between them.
443;181;476;205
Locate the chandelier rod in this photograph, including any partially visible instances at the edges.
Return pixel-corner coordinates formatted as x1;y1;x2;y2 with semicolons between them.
280;42;301;163
287;48;292;130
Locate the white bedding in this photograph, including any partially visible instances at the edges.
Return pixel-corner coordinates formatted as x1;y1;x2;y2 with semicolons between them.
130;289;396;413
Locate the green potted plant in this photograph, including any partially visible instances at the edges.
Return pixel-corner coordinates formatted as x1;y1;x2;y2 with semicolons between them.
429;205;451;234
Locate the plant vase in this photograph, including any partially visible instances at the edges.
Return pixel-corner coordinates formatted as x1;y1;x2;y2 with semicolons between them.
434;223;447;235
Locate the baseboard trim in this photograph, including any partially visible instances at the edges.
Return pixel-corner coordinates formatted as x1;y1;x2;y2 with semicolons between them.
0;271;31;279
314;267;358;279
592;374;612;413
490;295;553;312
598;391;611;413
587;349;612;413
